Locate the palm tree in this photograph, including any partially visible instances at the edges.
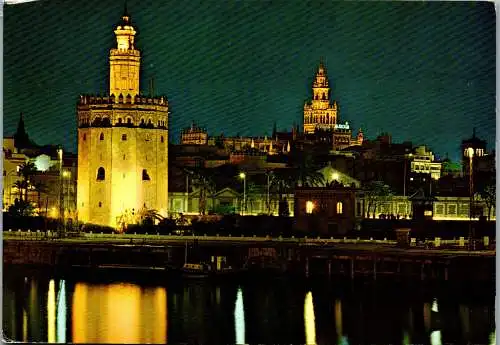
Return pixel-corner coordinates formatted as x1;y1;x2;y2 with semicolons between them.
270;169;294;217
477;181;495;220
32;181;47;214
14;161;37;202
363;181;393;218
19;161;36;182
246;181;266;214
185;168;216;215
288;150;325;187
13;180;28;202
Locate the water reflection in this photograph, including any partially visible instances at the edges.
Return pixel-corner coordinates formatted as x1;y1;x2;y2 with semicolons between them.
489;330;496;345
47;279;56;343
2;273;496;344
72;282;167;344
432;298;439;312
430;330;442;345
22;308;28;342
234;287;245;345
56;280;66;343
403;331;410;345
304;291;316;345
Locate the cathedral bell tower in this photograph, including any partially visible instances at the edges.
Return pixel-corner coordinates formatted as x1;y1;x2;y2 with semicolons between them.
303;60;338;134
109;5;140;100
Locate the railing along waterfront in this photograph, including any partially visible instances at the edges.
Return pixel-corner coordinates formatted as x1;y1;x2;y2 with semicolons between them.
2;229;494;250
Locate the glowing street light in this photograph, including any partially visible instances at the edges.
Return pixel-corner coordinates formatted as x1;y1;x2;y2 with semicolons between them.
239;172;246;215
404;153;413;197
465;147;475;250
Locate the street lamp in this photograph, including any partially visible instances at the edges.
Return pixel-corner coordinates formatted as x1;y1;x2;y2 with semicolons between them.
62;170;71;230
266;170;272;215
403;153;413;197
57;148;64;236
466;147;475;249
239;172;246;215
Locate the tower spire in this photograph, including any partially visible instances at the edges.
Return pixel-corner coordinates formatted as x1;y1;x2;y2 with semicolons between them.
110;6;140;99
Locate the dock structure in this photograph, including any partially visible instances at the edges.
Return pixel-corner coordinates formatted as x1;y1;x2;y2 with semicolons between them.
3;234;495;282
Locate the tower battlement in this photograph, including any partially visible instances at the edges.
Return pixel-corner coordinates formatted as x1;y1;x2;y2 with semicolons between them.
78;94;168;107
109;49;140;57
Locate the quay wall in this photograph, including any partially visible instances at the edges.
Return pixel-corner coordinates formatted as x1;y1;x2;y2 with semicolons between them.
3;239;495;282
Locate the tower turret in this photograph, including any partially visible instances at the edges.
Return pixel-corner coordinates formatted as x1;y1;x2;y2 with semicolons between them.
109;5;140;100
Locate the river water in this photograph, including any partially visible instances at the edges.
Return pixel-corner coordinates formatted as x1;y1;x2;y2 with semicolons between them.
3;268;496;344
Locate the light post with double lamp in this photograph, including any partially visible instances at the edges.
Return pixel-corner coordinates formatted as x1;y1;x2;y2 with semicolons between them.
266;170;272;215
403;153;413;197
466;147;475;250
239;172;246;215
57;148;64;236
62;170;71;230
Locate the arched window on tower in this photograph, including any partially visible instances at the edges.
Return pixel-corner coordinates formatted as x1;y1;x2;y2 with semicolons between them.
142;169;150;181
83;133;87;141
97;167;105;181
99;133;104;141
160;136;164;143
336;201;343;214
322;92;326;100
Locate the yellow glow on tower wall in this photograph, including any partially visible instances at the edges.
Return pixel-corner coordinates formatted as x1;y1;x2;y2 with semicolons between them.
77;10;169;229
303;62;338;134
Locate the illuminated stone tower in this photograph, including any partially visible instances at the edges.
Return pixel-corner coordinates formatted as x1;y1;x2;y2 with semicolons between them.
303;61;338;134
77;8;169;228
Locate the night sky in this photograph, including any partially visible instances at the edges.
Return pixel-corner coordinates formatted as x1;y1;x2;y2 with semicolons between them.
3;0;496;162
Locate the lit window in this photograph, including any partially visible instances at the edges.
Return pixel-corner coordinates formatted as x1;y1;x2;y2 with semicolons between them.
336;201;343;214
99;133;104;141
97;167;105;181
306;201;314;214
122;134;127;141
142;169;150;181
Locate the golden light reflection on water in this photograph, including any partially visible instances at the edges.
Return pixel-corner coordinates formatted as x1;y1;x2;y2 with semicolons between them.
335;299;342;337
304;291;316;345
72;282;167;344
47;280;56;343
22;309;28;342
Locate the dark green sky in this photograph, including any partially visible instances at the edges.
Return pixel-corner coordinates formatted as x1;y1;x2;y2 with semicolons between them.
3;0;496;161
